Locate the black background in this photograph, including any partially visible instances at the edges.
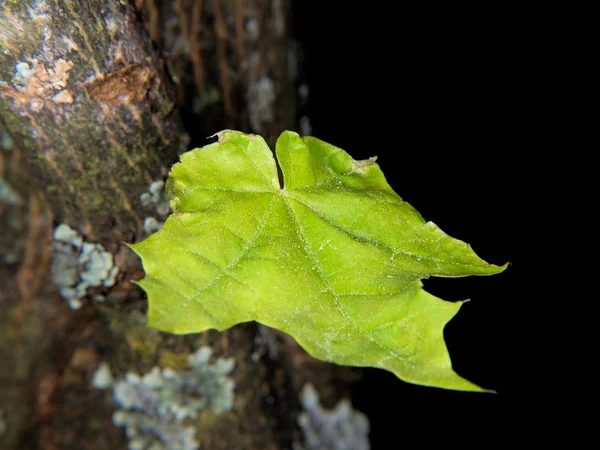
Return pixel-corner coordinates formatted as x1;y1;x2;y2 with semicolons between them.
293;2;517;446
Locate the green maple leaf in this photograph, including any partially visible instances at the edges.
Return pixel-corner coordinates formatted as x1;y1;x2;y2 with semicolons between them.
131;130;507;391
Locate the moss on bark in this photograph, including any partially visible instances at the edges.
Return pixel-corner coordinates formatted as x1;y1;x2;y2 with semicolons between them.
0;0;187;241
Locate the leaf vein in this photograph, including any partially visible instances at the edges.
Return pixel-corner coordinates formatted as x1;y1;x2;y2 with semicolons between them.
232;137;277;189
281;195;407;364
183;185;274;194
287;194;460;268
188;195;279;298
144;273;223;327
152;196;277;325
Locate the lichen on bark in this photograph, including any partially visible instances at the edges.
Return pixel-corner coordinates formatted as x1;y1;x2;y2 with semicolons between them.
0;2;356;449
0;0;187;241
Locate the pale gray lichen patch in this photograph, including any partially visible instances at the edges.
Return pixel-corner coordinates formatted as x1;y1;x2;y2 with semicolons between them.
12;62;36;86
143;217;163;234
247;76;276;133
296;384;370;450
92;362;114;389
298;84;309;105
93;347;236;450
299;116;312;136
51;224;119;309
141;180;170;234
141;180;170;216
246;19;259;41
252;324;279;362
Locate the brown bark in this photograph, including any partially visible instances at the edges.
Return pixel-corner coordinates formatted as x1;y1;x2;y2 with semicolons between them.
0;0;188;243
140;0;297;145
0;1;354;449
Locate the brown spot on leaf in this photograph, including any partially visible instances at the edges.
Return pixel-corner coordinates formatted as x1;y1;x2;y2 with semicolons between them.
85;65;155;105
352;156;378;171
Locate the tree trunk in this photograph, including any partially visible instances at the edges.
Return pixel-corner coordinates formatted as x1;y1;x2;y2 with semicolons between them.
0;0;188;242
0;1;354;449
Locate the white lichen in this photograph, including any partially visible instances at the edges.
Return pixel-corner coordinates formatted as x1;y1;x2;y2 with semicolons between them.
143;217;163;234
104;17;119;37
92;362;114;389
247;76;276;133
140;180;170;216
296;384;370;450
140;180;170;234
299;116;312;136
252;324;279;362
298;84;309;105
246;19;259;41
51;224;119;309
12;62;36;86
93;347;236;450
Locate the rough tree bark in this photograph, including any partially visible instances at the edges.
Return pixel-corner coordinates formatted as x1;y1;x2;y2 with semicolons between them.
0;1;355;449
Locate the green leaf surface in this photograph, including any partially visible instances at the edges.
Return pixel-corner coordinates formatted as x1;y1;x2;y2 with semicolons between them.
130;130;507;391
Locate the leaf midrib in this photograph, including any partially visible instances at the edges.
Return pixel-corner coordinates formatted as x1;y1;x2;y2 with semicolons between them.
284;191;490;273
280;192;410;366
